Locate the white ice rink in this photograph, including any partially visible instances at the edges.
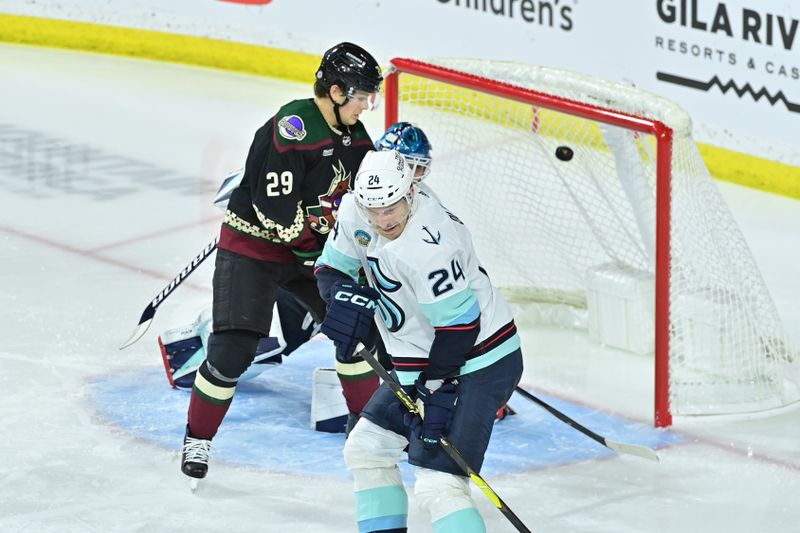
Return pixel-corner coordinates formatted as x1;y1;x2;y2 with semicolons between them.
1;44;799;533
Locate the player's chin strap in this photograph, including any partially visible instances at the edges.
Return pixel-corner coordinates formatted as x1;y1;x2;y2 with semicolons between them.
329;90;348;130
333;103;345;129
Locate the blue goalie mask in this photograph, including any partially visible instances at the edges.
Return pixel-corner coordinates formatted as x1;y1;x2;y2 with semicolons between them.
375;122;432;182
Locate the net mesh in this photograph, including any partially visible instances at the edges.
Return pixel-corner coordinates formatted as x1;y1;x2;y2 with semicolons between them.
392;58;800;417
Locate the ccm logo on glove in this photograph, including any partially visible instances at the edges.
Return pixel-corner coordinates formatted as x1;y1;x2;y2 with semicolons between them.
334;291;379;309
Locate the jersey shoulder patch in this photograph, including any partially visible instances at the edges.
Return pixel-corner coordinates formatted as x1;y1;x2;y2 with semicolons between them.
274;99;333;147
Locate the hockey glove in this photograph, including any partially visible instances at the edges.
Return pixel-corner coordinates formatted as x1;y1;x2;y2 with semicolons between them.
414;377;459;449
321;280;380;363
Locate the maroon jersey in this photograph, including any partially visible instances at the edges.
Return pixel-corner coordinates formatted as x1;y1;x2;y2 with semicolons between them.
221;98;373;262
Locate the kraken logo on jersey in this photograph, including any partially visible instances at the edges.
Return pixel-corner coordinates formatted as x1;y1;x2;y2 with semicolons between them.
367;257;405;332
307;160;351;234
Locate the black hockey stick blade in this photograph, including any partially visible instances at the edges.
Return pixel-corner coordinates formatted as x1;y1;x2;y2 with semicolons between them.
514;386;660;462
355;347;533;533
119;236;219;350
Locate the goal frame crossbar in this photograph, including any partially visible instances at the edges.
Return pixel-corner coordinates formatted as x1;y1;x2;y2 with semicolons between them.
385;58;674;427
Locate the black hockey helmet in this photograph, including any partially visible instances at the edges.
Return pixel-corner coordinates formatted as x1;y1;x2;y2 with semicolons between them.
315;42;383;99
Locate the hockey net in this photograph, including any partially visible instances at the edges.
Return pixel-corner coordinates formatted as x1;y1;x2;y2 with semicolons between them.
384;58;800;426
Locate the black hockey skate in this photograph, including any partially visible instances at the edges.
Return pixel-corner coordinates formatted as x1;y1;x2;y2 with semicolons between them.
181;425;211;492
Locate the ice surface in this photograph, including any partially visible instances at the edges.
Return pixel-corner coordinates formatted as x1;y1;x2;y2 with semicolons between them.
1;44;798;533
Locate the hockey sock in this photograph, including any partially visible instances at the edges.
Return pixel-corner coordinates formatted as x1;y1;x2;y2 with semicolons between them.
431;508;485;533
345;420;411;532
187;360;237;439
354;484;408;533
336;356;379;414
416;469;485;533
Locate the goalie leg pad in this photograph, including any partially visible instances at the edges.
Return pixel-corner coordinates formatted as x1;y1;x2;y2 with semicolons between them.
238;336;285;382
158;310;211;388
311;368;349;433
415;468;483;530
275;287;320;355
159;334;205;389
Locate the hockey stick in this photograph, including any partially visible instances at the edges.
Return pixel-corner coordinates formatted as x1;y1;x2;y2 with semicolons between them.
356;347;533;533
120;235;219;350
514;386;660;462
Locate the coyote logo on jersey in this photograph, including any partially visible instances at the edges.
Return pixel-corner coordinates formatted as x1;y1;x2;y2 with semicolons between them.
306;160;350;234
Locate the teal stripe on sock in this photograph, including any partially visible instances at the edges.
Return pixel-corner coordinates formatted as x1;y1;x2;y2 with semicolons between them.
358;515;407;533
432;507;486;533
355;485;408;533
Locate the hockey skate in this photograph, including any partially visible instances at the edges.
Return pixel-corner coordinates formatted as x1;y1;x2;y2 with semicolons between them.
181;425;211;492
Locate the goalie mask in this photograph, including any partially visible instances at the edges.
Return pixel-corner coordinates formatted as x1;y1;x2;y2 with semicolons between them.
375;122;433;182
316;42;383;109
354;150;416;239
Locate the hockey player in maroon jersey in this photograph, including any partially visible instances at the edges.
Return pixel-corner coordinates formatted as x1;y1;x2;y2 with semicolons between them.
180;42;384;487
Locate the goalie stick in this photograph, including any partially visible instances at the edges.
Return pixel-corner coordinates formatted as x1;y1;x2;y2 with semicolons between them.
514;386;660;462
355;346;533;533
119;236;219;350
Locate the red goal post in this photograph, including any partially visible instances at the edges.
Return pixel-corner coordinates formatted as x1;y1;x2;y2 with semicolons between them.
383;57;799;428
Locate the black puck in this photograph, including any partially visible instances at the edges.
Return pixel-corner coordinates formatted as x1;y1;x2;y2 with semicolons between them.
555;145;574;161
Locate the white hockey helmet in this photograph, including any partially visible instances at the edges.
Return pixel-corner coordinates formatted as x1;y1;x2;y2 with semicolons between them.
353;150;415;209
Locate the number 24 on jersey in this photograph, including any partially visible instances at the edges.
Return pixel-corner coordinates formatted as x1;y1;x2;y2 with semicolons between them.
428;259;464;297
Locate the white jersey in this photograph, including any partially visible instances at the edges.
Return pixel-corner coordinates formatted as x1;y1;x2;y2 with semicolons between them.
416;180;442;205
318;188;520;386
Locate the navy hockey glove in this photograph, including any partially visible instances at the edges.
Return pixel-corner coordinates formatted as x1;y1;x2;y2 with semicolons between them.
321;280;380;363
414;377;459;449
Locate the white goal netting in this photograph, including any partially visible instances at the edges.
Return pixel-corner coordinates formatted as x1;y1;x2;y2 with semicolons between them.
389;58;800;420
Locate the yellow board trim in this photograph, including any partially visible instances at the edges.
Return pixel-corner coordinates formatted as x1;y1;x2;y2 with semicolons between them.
698;143;800;199
0;13;319;83
2;13;798;200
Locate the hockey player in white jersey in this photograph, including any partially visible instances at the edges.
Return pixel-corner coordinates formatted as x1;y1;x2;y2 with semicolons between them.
315;150;523;532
